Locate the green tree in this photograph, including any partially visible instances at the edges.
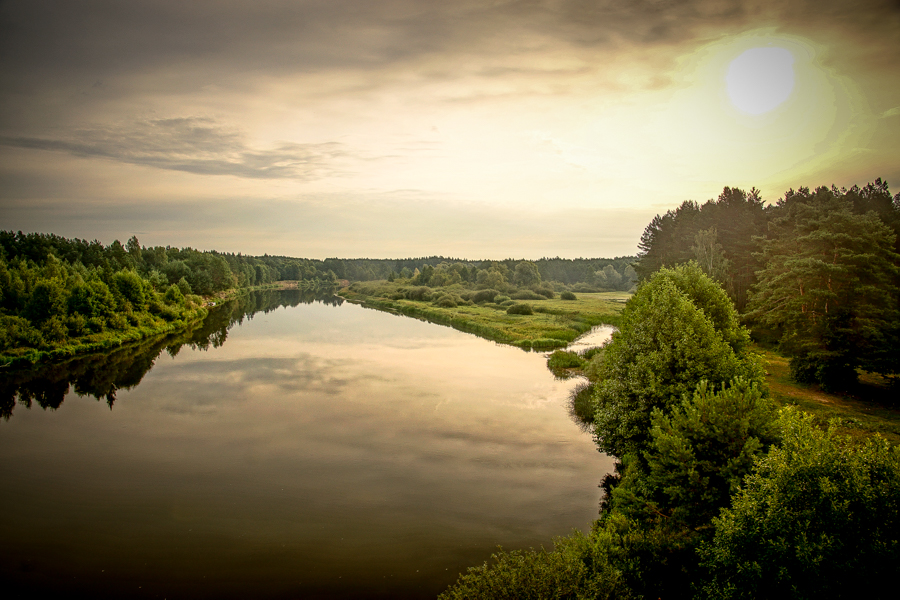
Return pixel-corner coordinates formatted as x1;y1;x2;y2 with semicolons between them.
746;190;900;389
691;228;730;286
699;409;900;600
592;263;759;458
610;378;778;531
23;278;66;323
513;261;541;287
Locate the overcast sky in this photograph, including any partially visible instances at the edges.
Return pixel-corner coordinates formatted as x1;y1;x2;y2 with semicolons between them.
1;0;899;259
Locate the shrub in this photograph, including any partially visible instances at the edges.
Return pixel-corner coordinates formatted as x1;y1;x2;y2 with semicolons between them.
548;349;585;370
568;381;596;426
580;346;604;360
406;286;433;301
494;295;511;304
699;408;900;599
164;284;185;305
471;288;499;303
535;287;556;299
40;316;68;342
561;291;577;300
511;290;545;300
435;295;458;308
507;303;534;315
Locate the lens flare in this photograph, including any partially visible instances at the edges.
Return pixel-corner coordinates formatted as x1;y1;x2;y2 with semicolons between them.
726;47;795;114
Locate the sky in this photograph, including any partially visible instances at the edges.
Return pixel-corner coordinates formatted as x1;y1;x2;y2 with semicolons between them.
1;0;899;260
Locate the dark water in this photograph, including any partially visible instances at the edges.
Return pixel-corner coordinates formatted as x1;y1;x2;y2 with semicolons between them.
0;290;613;599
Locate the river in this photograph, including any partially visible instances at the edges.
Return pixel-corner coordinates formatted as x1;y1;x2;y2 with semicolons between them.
0;290;613;599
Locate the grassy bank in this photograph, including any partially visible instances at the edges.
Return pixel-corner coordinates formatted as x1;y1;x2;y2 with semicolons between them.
758;346;900;443
340;285;628;350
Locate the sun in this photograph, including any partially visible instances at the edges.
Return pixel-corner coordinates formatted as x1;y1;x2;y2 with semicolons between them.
726;47;796;115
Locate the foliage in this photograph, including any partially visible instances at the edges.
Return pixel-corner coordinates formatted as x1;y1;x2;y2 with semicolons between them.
699;408;900;600
635;187;767;310
514;260;542;287
547;349;585;377
592;263;759;458
746;188;900;389
561;291;577;300
439;519;639;600
506;303;534;315
567;380;596;426
610;378;778;532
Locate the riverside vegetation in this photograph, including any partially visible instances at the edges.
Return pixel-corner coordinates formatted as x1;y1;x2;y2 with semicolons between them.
440;181;900;599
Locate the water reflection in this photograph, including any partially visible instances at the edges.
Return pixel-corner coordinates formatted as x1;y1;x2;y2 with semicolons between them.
0;290;610;599
0;290;343;419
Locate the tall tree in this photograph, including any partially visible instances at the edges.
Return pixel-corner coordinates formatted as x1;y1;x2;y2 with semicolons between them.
747;188;900;389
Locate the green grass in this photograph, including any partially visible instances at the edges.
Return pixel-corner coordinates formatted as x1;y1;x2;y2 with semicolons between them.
340;285;626;350
757;346;900;444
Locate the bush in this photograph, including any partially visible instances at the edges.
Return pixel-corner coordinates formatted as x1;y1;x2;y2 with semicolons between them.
547;349;585;371
164;284;185;305
506;303;534;315
471;289;500;303
434;295;458;308
439;526;636;600
511;290;545;300
566;381;596;426
561;291;577;300
699;408;900;599
494;295;511;304
406;286;433;301
535;287;556;299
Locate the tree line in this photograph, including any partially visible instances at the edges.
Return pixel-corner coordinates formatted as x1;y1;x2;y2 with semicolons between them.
634;179;900;390
0;231;339;362
326;256;637;292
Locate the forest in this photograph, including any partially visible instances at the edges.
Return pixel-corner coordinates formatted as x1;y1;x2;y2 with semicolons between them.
440;180;900;599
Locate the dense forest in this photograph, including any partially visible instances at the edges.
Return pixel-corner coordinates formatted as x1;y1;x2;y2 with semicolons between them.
0;231;339;363
441;181;900;599
634;179;900;390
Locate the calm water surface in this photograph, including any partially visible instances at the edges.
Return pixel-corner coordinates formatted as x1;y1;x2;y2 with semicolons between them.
0;291;613;599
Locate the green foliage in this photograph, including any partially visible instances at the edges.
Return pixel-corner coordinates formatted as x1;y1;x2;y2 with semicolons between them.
23;278;66;323
561;290;577;300
567;381;596;426
111;269;148;310
440;522;637;600
747;189;900;389
471;288;499;303
547;350;585;377
513;260;542;287
163;283;185;305
494;295;511;304
506;303;533;315
635;187;767;310
610;378;778;532
592;263;760;458
406;286;433;301
510;289;546;300
699;408;900;600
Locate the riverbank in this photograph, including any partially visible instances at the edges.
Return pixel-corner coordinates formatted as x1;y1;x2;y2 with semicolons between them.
0;280;338;367
339;286;628;350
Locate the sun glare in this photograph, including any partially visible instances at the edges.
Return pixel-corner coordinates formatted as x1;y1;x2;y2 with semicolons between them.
726;47;795;114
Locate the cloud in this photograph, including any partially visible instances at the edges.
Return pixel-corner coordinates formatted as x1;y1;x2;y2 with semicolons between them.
0;117;347;179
